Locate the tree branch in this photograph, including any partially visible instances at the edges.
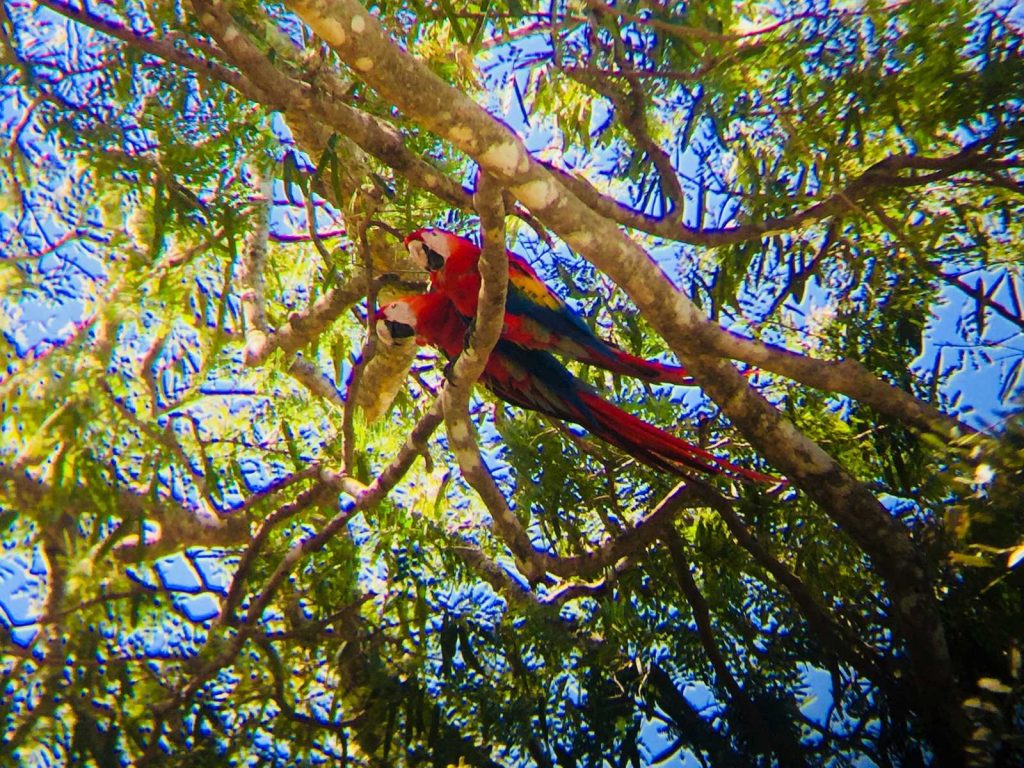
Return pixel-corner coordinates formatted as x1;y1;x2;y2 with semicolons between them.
190;0;473;212
0;465;253;559
439;173;546;580
288;356;346;409
37;0;252;93
242;273;377;365
547;481;695;579
686;484;899;694
664;530;806;766
564;64;687;222
543;142;1003;247
239;167;272;359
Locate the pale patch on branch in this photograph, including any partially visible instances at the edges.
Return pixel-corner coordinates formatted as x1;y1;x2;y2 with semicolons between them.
240;169;272;360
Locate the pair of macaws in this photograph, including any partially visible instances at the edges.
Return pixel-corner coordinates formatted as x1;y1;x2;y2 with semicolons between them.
375;227;777;484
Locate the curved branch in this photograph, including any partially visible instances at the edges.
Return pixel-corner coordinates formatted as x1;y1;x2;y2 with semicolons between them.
564;64;687;222
326;396;445;509
547;481;695;579
544;142;1002;247
439;173;545;580
243;273;382;364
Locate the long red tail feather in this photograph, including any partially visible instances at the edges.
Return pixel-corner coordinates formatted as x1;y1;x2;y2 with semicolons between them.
579;391;781;484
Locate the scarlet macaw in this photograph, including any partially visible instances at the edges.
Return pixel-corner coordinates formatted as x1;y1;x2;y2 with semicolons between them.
377;292;779;483
403;228;695;385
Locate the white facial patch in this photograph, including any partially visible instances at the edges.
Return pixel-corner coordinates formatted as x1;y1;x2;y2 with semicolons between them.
419;231;448;259
407;239;428;269
406;229;452;272
376;301;418;346
420;229;451;262
384;300;418;328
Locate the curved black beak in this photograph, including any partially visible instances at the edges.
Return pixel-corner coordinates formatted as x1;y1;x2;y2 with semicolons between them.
384;319;415;340
422;244;445;271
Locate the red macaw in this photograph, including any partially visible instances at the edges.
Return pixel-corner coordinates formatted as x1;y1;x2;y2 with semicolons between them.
376;292;779;484
403;227;695;385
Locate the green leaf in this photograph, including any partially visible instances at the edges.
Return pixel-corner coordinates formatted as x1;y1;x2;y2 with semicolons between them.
467;0;493;47
282;150;306;206
435;0;466;44
0;508;17;533
950;552;994;568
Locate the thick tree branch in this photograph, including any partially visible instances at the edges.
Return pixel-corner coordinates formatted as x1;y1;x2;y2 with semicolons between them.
707;333;972;439
453;546;535;606
239;168;272;358
439;173;546;579
0;465;253;559
456;482;697;603
174;0;968;443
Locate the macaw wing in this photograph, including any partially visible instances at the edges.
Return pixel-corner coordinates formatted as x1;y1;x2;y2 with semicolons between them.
505;257;610;354
506;254;564;310
505;255;692;384
482;341;597;427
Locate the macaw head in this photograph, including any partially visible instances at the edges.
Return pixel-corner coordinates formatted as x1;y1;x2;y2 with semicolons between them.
375;298;420;346
404;228;474;273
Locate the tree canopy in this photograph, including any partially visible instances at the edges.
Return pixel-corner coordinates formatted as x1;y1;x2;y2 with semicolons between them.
1;1;1023;765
